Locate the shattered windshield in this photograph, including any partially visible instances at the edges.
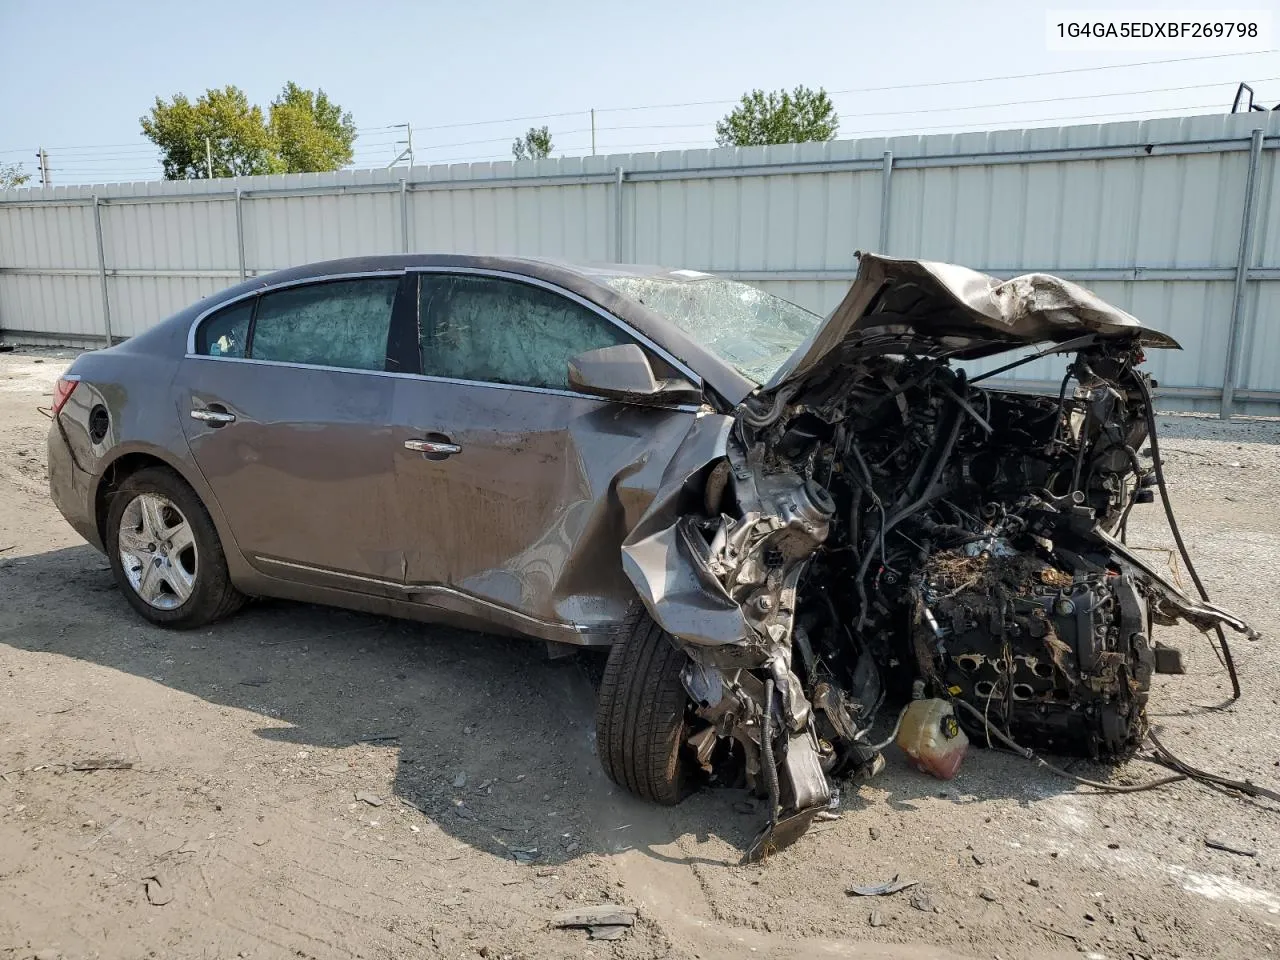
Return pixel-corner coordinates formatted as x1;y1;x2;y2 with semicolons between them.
604;274;822;383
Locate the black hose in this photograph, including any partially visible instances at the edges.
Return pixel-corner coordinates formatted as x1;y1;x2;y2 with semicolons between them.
1148;730;1280;805
1131;371;1241;700
885;401;965;529
853;397;966;629
951;699;1187;793
760;678;780;827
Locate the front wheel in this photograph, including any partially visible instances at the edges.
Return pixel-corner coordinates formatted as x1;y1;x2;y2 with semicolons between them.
105;466;244;629
594;613;692;805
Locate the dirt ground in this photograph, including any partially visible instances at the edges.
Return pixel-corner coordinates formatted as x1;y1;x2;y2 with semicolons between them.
1;349;1278;960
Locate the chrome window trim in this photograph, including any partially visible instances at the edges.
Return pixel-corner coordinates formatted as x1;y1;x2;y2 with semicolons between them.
184;269;406;356
181;264;704;408
179;354;701;412
407;265;704;388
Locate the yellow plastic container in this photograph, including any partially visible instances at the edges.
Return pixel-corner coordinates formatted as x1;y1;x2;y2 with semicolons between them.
895;698;969;780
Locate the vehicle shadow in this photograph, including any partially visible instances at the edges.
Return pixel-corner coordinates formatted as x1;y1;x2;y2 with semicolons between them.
1;543;1081;868
0;543;759;868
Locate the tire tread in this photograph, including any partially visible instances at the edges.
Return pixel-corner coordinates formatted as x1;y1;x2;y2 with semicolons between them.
595;611;688;805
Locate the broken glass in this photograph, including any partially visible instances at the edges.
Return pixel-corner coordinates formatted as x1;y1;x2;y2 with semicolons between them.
605;276;820;383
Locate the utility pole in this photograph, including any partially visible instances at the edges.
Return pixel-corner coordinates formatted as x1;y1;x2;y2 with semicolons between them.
205;137;214;179
387;123;414;169
35;147;50;187
590;109;596;156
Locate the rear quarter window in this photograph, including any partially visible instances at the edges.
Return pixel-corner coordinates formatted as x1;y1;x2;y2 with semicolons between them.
195;300;254;357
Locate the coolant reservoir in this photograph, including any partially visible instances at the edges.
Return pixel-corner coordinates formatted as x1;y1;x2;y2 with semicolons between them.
895;698;969;780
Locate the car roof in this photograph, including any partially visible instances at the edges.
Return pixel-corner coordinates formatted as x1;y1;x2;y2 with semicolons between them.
148;254;758;404
239;254;689;283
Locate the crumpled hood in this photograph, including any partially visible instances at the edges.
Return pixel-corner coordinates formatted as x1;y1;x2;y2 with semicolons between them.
765;254;1180;391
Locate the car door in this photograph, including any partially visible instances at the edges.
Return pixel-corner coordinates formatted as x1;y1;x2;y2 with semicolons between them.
179;273;413;590
391;270;704;631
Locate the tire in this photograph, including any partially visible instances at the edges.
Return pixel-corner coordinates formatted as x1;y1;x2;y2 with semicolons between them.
105;465;244;629
595;612;691;805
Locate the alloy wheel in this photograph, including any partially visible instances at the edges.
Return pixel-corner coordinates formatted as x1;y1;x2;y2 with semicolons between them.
117;493;198;610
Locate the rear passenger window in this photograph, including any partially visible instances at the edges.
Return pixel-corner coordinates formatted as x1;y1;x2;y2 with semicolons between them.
196;300;253;358
418;275;630;390
250;278;400;371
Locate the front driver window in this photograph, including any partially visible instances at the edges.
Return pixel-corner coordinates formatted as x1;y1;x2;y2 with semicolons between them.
249;277;400;371
418;274;630;390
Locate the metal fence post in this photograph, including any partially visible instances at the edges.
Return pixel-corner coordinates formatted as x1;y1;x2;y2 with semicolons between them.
234;188;246;280
878;151;894;253
400;178;409;254
1221;128;1266;420
92;195;113;346
614;166;625;262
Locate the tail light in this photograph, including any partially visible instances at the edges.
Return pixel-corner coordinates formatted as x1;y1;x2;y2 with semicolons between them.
50;375;81;416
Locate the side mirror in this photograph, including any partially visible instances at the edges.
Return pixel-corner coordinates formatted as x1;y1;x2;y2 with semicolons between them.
567;344;701;406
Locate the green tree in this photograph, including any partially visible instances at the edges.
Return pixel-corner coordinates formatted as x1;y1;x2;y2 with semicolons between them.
269;82;356;173
0;162;30;189
715;86;839;147
512;125;553;160
141;85;282;179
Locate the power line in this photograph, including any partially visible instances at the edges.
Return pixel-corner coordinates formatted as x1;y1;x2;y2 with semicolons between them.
11;49;1270;160
339;74;1279;161
841;100;1235;137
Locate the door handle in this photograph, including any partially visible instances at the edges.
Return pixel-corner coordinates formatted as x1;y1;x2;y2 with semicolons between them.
191;407;236;426
405;439;461;456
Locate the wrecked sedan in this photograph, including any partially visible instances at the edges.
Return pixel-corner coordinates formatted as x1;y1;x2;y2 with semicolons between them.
47;253;1252;856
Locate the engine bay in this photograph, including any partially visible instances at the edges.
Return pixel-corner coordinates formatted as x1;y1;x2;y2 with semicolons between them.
672;338;1255;858
620;255;1258;859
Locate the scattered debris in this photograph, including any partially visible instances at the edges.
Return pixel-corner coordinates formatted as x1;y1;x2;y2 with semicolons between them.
144;873;173;906
847;875;918;897
868;910;884;927
978;888;999;902
354;791;384;807
1029;920;1078;942
453;771;467;788
71;758;133;771
552;904;637;942
588;925;629;941
510;847;538;863
1205;836;1258;857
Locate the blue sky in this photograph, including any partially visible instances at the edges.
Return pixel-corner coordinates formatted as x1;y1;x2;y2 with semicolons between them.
1;0;1278;183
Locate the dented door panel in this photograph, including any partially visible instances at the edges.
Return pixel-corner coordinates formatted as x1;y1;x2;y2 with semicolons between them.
392;375;702;632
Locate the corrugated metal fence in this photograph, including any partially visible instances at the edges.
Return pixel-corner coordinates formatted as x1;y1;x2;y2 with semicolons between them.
2;112;1278;416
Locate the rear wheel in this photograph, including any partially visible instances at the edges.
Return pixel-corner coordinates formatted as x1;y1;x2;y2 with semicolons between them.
595;613;691;805
105;466;244;629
